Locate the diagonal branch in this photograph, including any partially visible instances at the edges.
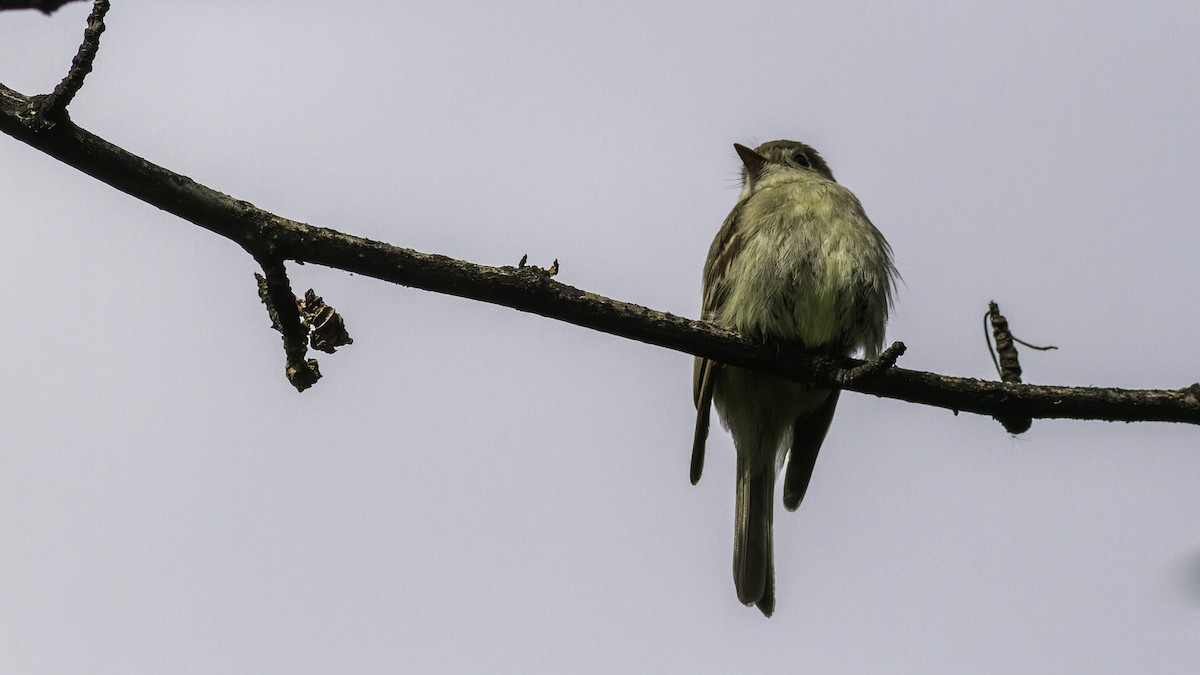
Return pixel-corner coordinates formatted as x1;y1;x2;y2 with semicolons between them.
2;81;1199;426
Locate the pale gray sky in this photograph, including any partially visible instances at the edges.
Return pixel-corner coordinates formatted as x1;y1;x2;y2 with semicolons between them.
3;1;1199;673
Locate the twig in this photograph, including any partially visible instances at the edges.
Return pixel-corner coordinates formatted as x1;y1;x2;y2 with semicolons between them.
834;342;906;386
23;0;109;129
254;257;320;392
984;302;1037;433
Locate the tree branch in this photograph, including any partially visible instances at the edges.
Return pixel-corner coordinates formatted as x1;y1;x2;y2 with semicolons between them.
0;0;86;13
2;79;1198;426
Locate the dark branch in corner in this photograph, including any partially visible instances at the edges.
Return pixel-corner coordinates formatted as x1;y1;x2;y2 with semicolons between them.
2;81;1198;425
0;0;86;13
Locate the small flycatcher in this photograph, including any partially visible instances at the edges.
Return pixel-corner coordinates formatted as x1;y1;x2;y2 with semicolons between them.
692;140;897;616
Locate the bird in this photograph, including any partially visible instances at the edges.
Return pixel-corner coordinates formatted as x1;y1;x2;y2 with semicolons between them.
692;140;896;616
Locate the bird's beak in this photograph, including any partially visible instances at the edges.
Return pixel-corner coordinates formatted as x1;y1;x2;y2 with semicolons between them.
734;143;768;178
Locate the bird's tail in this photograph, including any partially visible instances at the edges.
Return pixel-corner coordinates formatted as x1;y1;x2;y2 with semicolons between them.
734;459;776;617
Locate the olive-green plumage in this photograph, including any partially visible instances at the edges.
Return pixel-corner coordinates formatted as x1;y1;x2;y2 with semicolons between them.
692;140;896;616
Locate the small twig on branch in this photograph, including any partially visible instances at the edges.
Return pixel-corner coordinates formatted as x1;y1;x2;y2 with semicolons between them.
516;255;558;277
984;301;1058;382
985;302;1024;384
22;0;109;129
985;302;1032;433
834;342;906;387
984;302;1061;434
254;257;320;392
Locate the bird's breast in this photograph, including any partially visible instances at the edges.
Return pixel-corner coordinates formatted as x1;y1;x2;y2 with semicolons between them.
714;180;886;350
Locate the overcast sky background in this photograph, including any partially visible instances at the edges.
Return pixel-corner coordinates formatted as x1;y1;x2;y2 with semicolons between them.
3;1;1200;673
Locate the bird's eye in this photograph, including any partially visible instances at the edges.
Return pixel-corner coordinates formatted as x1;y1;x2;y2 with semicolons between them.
792;152;811;168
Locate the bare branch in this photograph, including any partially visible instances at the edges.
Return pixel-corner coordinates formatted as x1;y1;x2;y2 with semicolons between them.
0;0;86;13
1;82;1198;425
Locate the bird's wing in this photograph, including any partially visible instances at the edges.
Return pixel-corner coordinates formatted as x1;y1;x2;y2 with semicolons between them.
690;205;746;485
690;356;715;485
782;389;841;511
